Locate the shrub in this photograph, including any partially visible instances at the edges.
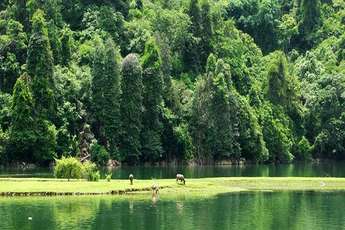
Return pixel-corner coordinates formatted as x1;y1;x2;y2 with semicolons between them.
105;173;112;182
295;137;312;161
82;161;100;181
54;157;83;180
90;143;110;166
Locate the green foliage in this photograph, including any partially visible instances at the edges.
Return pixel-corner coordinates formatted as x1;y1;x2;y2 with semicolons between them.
259;104;294;162
91;37;121;156
26;0;63;26
60;26;72;66
298;0;321;48
0;19;27;93
8;74;36;162
141;38;164;161
173;123;194;160
54;156;83;180
54;157;100;181
190;55;238;160
120;54;143;164
90;143;110;166
306;74;345;158
27;9;55;119
0;128;9;163
0;93;12;130
1;0;344;164
212;20;262;95
82;161;100;181
295;136;312;160
266;52;293;106
236;95;268;162
226;0;282;53
105;173;112;182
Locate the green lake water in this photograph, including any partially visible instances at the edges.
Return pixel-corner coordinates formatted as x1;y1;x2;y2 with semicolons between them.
0;191;345;230
1;162;345;178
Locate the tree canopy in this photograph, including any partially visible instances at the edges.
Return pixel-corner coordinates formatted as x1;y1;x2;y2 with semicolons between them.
0;0;344;165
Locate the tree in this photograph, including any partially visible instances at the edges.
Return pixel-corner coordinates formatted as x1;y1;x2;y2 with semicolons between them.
135;0;143;10
120;54;143;164
225;0;281;53
27;10;55;120
259;104;294;162
7;0;30;30
298;0;321;48
236;95;268;162
0;19;27;93
190;55;239;160
266;51;302;122
183;0;202;72
26;0;63;26
0;128;9;163
60;26;72;66
140;38;164;161
200;0;213;66
8;74;57;163
91;38;121;157
8;74;36;162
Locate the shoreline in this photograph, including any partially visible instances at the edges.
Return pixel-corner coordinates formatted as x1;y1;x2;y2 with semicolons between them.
1;177;345;197
0;159;339;171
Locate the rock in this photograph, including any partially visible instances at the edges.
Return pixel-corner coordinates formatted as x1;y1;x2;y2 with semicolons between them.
107;159;121;168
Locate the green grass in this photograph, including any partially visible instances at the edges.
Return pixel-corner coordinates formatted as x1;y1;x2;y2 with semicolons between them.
1;177;345;197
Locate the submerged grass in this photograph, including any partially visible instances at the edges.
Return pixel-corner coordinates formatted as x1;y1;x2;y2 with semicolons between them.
0;177;345;197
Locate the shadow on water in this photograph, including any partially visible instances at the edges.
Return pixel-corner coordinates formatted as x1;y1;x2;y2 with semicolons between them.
0;191;345;230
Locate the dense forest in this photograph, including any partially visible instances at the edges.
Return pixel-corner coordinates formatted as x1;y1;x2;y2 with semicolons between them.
0;0;344;166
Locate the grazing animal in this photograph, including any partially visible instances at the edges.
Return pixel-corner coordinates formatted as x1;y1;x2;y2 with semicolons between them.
151;184;159;196
176;174;185;185
129;174;134;185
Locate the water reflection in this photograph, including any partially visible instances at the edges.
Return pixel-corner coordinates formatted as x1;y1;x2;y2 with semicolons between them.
0;192;345;230
1;162;345;178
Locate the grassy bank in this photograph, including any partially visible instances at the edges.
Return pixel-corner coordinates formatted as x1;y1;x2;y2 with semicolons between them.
1;177;345;197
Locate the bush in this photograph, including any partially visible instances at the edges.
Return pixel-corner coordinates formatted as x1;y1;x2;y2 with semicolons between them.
295;137;312;161
82;161;100;181
0;128;9;163
54;157;83;180
105;173;112;182
91;143;110;166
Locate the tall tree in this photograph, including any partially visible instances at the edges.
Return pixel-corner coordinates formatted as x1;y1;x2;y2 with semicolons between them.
266;51;303;132
190;55;238;160
91;38;121;157
141;38;164;161
26;0;63;26
60;26;72;66
8;0;30;30
183;0;202;72
8;74;57;163
8;74;36;162
27;9;55;120
267;52;300;112
188;0;202;36
120;54;143;164
298;0;321;48
200;0;213;66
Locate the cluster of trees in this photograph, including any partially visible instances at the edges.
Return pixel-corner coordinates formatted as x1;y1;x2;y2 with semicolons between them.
0;0;344;165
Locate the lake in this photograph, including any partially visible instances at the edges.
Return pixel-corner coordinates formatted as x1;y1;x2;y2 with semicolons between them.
1;162;345;178
0;191;344;230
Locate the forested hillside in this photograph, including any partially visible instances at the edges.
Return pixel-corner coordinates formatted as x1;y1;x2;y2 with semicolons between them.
0;0;344;165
